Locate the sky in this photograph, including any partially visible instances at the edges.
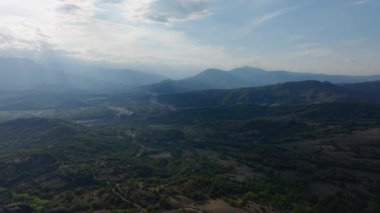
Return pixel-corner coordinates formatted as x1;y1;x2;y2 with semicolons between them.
0;0;379;76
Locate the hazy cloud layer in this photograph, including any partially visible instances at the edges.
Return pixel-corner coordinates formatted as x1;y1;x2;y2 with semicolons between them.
56;4;81;14
123;0;212;23
0;0;379;75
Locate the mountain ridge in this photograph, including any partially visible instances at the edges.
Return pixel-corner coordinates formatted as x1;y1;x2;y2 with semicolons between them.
145;67;380;94
157;80;380;108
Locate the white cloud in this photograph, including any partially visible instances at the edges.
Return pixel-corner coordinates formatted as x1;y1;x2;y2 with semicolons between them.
55;20;256;69
236;7;295;37
123;0;212;23
345;38;368;46
54;0;99;24
0;18;74;60
97;0;126;4
352;0;368;5
290;48;332;58
56;4;81;14
0;0;256;71
289;43;333;58
288;35;305;42
0;0;378;75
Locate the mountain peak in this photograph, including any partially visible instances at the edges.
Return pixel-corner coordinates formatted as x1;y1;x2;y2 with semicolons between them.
230;67;267;74
198;68;226;75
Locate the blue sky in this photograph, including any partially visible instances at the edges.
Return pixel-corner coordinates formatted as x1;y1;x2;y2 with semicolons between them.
0;0;379;76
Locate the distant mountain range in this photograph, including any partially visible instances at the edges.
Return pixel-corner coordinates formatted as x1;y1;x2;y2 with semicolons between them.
0;57;63;91
84;69;166;90
2;57;380;95
158;80;380;108
0;57;166;91
145;67;380;94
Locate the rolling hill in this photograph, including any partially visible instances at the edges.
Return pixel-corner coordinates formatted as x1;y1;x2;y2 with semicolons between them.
158;80;380;108
0;118;78;153
1;81;380;212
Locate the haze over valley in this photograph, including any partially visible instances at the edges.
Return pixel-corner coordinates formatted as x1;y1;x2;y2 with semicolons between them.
1;0;380;213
